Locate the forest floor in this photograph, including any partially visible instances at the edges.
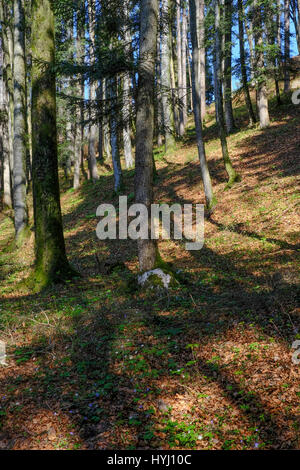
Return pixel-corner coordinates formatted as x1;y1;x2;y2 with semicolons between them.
0;89;299;450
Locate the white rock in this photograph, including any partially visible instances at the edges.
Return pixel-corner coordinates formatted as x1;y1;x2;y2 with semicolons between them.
138;269;171;289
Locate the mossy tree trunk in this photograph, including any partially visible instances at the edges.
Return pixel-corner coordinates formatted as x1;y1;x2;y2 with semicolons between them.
31;0;75;288
135;0;159;272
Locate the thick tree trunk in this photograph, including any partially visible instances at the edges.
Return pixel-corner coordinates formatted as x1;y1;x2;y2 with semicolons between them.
31;0;74;288
213;0;239;188
161;0;176;152
189;0;215;210
253;0;270;128
135;0;159;272
13;0;28;242
238;0;256;125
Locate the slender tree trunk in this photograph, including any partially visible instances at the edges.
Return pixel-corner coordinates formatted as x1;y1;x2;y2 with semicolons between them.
73;9;84;189
0;10;13;208
244;6;255;80
284;0;290;92
181;2;188;125
135;0;159;272
238;0;256;125
223;0;235;133
253;0;270;128
199;0;206;121
176;1;185;136
189;0;215;210
31;0;75;288
87;0;99;181
97;81;104;164
122;1;134;168
161;0;176;152
103;78;111;160
156;31;164;146
213;0;240;187
13;0;28;242
297;0;300;53
109;76;123;192
0;39;12;208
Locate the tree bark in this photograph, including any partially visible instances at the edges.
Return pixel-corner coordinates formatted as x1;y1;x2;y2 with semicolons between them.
284;0;290;92
0;12;12;208
176;1;185;136
135;0;159;271
122;1;134;168
181;1;188;124
238;0;256;125
13;0;28;242
253;0;270;128
213;0;239;187
161;0;176;152
199;0;206;121
31;0;74;288
223;0;235;133
109;75;123;192
189;0;215;210
87;0;99;181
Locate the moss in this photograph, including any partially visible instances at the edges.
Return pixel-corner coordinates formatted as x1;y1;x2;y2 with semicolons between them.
26;262;79;293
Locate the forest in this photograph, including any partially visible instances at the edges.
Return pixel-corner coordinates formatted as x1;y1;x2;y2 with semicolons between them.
0;0;299;453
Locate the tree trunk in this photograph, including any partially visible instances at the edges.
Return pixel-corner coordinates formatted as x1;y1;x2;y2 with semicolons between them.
244;5;255;80
109;75;123;192
31;0;74;288
73;9;84;189
122;1;134;168
87;0;99;181
223;0;235;133
189;0;215;210
13;0;28;243
213;0;239;188
161;0;176;152
176;1;185;136
135;0;159;272
103;78;111;160
284;0;290;92
181;2;188;125
156;31;164;146
238;0;256;125
253;0;270;128
199;0;206;121
0;13;13;209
